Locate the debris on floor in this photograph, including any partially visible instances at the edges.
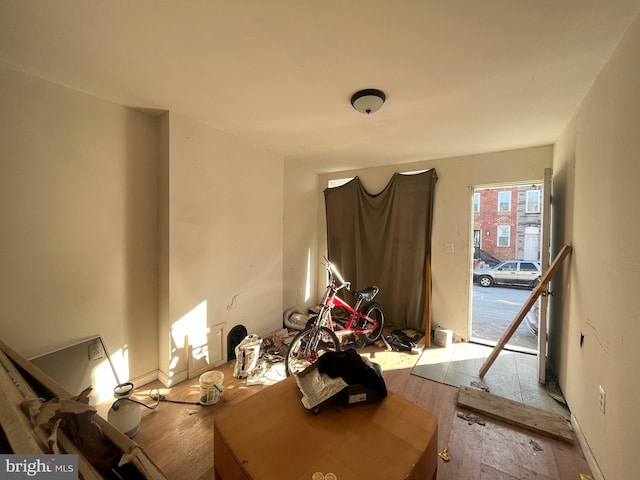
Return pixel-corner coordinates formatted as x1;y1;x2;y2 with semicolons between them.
232;328;290;381
238;328;291;386
233;334;262;379
438;445;450;461
457;411;486;426
545;369;567;405
470;380;490;392
246;356;287;386
261;329;289;356
381;329;422;353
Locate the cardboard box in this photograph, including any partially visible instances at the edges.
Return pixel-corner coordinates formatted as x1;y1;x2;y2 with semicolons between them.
295;360;384;413
214;376;438;480
342;383;383;407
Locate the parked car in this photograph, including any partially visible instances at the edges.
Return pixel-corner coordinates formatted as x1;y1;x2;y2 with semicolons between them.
473;260;541;288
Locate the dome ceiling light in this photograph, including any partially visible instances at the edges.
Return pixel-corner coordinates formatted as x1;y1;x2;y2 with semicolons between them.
350;89;386;114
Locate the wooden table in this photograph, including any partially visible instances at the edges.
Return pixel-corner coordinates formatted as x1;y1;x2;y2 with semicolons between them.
214;376;438;480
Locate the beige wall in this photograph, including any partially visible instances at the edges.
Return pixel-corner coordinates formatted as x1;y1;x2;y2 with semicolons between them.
159;112;284;382
552;13;640;480
283;146;552;338
283;160;320;310
0;65;159;382
0;66;285;392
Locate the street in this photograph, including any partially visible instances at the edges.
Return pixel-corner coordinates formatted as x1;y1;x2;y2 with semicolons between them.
471;284;539;351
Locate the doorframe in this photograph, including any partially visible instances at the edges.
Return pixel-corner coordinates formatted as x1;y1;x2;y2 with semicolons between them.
468;179;547;354
537;168;553;383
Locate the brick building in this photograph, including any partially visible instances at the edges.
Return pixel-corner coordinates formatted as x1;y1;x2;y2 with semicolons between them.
473;185;542;264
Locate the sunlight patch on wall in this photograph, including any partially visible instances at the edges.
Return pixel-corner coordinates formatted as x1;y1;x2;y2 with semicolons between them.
172;300;207;349
305;248;312;302
90;354;123;404
169;300;213;380
108;344;129;388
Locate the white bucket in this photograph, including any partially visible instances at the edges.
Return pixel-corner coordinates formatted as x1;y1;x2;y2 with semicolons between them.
434;328;453;348
199;371;224;405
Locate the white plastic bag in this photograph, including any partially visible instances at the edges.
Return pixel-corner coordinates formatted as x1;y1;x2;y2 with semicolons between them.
233;334;262;378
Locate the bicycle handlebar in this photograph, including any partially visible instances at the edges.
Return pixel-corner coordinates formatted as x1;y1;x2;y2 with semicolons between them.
323;256;350;290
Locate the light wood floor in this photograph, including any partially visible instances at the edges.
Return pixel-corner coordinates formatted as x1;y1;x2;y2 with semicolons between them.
121;346;592;480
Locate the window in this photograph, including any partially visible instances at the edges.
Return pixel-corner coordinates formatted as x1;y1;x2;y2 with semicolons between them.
526;190;541;213
497;225;510;247
473;192;480;213
499;261;517;271
520;262;539;271
498;191;511;212
327;177;353;188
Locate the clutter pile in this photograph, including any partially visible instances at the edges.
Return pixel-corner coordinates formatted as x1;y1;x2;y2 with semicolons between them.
382;329;422;352
295;349;387;414
233;306;428;387
232;329;291;385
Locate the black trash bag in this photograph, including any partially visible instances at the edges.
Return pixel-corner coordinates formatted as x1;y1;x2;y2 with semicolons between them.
316;348;387;400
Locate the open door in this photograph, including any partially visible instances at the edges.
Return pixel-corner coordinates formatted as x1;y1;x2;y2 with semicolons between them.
470;182;543;352
537;168;552;383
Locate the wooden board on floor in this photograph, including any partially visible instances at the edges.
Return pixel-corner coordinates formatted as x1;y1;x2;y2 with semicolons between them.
456;386;574;444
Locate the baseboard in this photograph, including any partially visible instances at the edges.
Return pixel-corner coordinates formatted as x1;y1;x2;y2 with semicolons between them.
157;368;189;387
571;412;604;480
129;370;160;389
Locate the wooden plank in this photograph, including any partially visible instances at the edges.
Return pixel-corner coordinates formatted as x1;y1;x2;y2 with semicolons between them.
425;253;432;347
0;357;45;453
456;386;574;443
479;245;572;378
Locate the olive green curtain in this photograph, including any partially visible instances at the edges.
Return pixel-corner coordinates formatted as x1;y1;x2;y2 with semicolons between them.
324;169;437;331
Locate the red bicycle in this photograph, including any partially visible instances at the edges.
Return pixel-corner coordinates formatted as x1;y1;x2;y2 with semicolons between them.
285;257;385;376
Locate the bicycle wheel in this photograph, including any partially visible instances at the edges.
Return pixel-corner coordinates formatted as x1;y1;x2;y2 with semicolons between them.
360;302;384;344
285;326;341;376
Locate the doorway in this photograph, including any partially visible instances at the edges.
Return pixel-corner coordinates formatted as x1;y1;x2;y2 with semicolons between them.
469;183;544;353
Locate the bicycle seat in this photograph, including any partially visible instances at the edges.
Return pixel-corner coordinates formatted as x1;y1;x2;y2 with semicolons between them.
352;286;379;301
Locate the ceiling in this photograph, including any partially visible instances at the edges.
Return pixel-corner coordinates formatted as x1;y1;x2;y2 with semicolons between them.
1;1;640;173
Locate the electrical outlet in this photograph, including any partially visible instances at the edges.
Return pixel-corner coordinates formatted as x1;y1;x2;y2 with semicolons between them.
598;385;606;413
88;340;105;361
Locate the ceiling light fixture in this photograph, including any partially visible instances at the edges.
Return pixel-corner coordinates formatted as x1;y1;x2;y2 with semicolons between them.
350;89;386;114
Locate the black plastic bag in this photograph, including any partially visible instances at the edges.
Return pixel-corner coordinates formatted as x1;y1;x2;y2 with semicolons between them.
316;348;387;400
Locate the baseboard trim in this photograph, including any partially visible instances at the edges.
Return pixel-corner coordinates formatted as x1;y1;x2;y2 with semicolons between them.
157;369;188;387
129;370;159;389
571;412;604;480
